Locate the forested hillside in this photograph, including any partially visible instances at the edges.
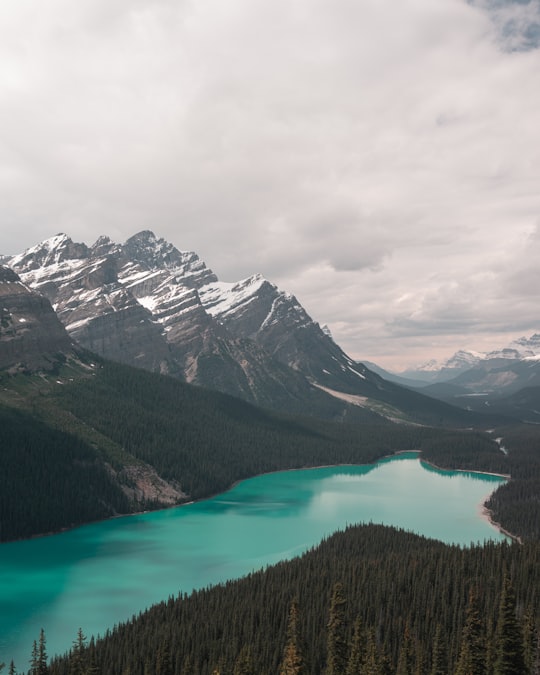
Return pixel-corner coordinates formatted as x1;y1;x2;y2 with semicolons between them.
1;357;539;674
3;354;540;543
42;524;539;675
0;404;130;541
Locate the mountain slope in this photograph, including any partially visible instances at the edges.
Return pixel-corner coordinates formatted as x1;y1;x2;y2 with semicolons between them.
1;354;466;542
0;265;74;371
9;232;495;427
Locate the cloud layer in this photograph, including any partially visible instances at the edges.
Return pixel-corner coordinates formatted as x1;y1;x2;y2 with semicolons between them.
1;0;539;369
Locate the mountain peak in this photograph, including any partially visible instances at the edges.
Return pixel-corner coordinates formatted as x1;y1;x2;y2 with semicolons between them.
91;235;116;256
10;234;89;271
123;231;191;271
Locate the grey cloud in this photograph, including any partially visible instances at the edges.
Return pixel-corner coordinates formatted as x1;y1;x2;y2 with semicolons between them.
469;0;540;51
1;0;540;369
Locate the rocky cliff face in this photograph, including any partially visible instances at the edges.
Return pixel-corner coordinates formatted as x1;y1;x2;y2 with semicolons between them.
11;231;373;399
0;265;74;371
9;231;475;425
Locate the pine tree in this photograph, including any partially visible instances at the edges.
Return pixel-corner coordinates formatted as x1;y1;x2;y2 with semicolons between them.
30;640;38;675
363;629;383;675
233;644;254;675
345;617;364;675
279;598;306;675
69;628;87;675
155;638;173;675
493;574;526;675
85;638;99;675
430;624;446;675
181;654;194;675
30;630;48;675
396;622;415;675
522;606;538;675
326;582;348;675
455;588;486;675
8;662;16;675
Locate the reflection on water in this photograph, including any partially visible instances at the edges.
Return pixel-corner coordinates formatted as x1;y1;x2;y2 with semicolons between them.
0;453;507;666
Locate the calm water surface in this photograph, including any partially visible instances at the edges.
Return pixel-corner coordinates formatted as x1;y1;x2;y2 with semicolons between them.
0;453;508;665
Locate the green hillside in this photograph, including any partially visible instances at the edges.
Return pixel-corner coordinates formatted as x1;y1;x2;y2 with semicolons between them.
0;354;513;543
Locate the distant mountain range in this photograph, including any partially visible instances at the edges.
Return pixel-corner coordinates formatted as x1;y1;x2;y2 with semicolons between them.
400;335;540;383
2;231;489;427
370;335;540;423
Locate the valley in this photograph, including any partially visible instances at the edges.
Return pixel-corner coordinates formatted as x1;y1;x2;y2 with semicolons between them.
0;234;539;674
0;455;508;669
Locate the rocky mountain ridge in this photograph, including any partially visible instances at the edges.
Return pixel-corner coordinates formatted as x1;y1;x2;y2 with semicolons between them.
7;231;483;426
9;232;379;415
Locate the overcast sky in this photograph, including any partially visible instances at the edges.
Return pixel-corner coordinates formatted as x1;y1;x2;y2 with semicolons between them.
1;0;539;370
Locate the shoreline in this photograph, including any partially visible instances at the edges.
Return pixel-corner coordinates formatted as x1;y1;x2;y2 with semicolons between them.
479;502;522;544
3;449;520;545
420;458;519;543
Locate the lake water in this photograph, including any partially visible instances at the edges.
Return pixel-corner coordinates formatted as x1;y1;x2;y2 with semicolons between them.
0;453;508;666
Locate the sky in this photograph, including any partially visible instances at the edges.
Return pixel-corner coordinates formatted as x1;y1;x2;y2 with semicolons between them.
1;0;539;371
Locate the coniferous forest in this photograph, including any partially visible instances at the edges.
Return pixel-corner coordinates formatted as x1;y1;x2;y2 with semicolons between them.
25;525;540;675
1;358;539;673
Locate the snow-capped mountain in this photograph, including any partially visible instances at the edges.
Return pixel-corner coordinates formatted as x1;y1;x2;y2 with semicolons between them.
401;337;540;385
507;333;540;357
400;351;484;384
401;334;540;410
8;232;374;414
8;231;482;426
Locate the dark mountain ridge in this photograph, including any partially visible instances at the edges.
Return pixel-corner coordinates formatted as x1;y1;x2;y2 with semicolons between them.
0;265;74;372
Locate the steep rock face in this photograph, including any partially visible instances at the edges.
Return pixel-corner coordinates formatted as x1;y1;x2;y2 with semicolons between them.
10;235;175;374
10;231;481;425
12;231;352;407
0;265;74;371
199;275;376;394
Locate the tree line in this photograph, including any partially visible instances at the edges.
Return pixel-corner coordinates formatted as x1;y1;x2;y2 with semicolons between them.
5;524;533;675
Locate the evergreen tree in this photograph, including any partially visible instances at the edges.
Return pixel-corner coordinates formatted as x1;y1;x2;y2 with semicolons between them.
345;617;364;675
396;622;415;675
85;638;99;675
30;630;48;675
455;588;486;675
181;653;194;675
69;628;87;675
522;605;539;675
430;624;446;675
279;598;306;675
325;583;348;675
155;638;173;675
362;629;383;675
8;662;16;675
30;640;38;675
485;616;495;675
233;644;254;675
493;574;526;675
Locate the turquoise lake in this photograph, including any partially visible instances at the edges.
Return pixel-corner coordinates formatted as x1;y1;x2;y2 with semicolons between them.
0;452;508;666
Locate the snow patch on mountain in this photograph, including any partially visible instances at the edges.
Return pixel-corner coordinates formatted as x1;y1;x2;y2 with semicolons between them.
199;275;268;318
